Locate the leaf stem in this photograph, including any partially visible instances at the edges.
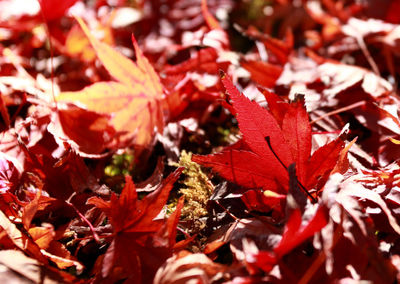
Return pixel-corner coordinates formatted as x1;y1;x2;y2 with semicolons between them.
66;201;101;243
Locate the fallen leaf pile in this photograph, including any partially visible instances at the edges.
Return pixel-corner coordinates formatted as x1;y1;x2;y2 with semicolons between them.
1;0;400;283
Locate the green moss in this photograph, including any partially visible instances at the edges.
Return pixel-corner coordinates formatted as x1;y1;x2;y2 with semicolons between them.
104;151;134;177
171;151;214;230
103;150;135;192
247;0;271;20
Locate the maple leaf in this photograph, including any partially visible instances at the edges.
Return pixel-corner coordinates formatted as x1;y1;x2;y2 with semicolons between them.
240;60;283;88
65;20;114;62
87;169;183;283
0;250;79;283
48;103;116;156
0;208;48;265
0;153;20;193
244;205;329;274
57;17;164;151
162;46;229;122
201;0;222;31
38;0;78;21
28;225;83;271
154;251;226;284
193;74;345;200
239;26;293;65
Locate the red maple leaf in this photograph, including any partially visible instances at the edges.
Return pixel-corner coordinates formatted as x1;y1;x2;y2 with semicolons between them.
193;74;345;202
244;205;329;274
38;0;78;21
87;169;183;283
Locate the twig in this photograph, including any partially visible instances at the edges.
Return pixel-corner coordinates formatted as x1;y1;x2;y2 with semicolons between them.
66;200;101;243
310;101;366;125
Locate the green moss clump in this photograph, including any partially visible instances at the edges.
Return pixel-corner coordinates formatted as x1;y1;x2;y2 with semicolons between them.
103;150;135;192
104;151;135;177
171;151;214;230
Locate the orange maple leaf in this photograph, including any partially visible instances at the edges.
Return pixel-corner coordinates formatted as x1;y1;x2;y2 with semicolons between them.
57;17;164;151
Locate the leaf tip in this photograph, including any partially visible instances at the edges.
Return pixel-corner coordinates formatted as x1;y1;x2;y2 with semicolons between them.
131;33;138;48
